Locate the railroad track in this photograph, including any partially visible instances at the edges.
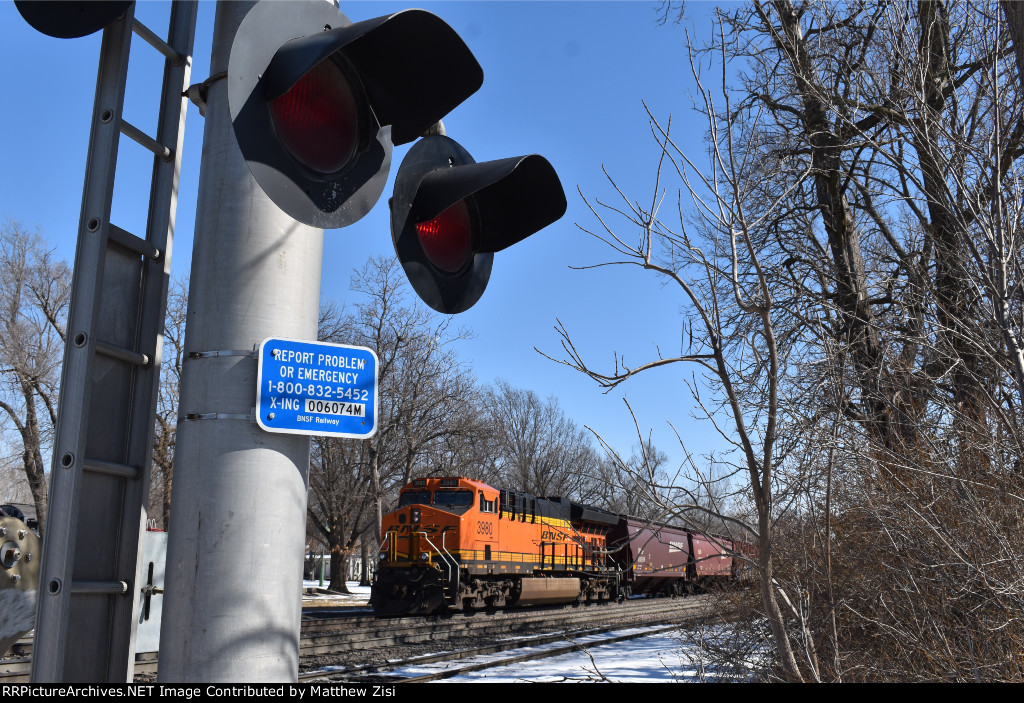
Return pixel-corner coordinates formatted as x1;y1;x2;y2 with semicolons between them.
0;652;157;682
1;595;713;683
300;599;714;682
299;596;708;656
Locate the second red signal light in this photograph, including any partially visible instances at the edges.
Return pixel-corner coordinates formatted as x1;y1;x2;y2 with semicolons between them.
415;201;474;274
391;136;567;314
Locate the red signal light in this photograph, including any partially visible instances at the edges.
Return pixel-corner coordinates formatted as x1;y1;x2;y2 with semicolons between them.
268;60;360;174
415;200;473;273
392;136;565;314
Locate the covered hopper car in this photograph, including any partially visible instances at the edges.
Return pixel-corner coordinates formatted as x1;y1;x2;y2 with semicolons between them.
371;476;754;615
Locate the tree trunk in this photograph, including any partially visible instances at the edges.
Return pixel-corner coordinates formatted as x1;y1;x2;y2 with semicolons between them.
359;540;371;587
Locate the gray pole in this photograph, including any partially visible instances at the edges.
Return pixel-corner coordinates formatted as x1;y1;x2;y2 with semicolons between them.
158;0;322;682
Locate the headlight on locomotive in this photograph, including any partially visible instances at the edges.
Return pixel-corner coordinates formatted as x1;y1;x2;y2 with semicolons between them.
419;552;430;562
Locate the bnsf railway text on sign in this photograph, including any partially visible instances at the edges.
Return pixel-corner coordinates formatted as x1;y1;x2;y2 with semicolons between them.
257;337;379;438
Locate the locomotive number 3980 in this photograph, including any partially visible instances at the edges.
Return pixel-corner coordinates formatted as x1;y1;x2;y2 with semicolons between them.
476;521;493;536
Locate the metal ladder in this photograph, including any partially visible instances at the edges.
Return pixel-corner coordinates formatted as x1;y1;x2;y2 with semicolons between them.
31;2;197;682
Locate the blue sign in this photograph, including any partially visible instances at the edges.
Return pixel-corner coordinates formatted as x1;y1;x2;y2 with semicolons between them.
256;337;378;438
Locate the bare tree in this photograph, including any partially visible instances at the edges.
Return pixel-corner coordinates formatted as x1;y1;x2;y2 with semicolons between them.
550;0;1024;681
341;257;481;537
149;275;187;530
0;220;70;535
0;443;31;506
481;380;605;503
307;433;376;592
721;2;1024;680
593;438;663;518
547;88;809;678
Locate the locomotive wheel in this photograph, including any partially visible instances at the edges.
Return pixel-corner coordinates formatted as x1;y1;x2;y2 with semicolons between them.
371;590;419;616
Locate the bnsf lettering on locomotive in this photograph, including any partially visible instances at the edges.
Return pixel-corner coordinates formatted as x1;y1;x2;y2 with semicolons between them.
387;524;455;534
541;530;565;540
422;525;450;535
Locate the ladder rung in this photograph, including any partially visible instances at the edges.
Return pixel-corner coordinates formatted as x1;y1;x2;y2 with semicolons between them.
132;19;185;65
82;458;141;480
108;224;160;260
120;120;173;161
95;340;150;367
71;581;129;595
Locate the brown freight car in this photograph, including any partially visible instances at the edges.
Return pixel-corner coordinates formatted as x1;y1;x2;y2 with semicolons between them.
608;516;748;596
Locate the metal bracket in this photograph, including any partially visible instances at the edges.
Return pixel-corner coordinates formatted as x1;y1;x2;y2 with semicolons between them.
187;348;256;360
182;71;227;117
182;351;257;423
181;408;257;423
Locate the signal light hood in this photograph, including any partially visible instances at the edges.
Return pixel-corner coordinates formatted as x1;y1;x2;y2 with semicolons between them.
228;2;484;229
391;135;567;314
15;0;132;39
259;10;483;147
414;155;566;253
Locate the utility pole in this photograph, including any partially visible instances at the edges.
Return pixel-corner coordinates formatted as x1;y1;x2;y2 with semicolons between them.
157;0;565;681
158;0;322;682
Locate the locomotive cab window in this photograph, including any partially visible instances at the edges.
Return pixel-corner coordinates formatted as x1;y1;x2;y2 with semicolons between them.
479;493;497;514
432;489;474;515
398;490;431;507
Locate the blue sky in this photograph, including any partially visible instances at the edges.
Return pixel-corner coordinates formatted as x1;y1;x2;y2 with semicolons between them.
1;1;728;474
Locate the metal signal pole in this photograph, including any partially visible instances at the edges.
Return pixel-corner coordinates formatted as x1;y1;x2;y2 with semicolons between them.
158;0;323;682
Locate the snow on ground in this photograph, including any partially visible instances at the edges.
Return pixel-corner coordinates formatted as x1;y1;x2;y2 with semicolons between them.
401;627;751;683
305;583;761;683
301;580;371;607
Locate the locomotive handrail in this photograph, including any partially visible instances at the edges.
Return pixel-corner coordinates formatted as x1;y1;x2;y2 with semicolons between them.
439;531;457;570
379;531;397;561
440;532;460;599
417;531;458;604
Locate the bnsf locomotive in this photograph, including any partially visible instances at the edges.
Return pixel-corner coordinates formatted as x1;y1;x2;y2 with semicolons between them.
370;476;753;615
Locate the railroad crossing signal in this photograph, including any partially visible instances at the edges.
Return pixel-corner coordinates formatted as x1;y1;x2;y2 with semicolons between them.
391;135;567;314
227;1;483;228
14;0;133;38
